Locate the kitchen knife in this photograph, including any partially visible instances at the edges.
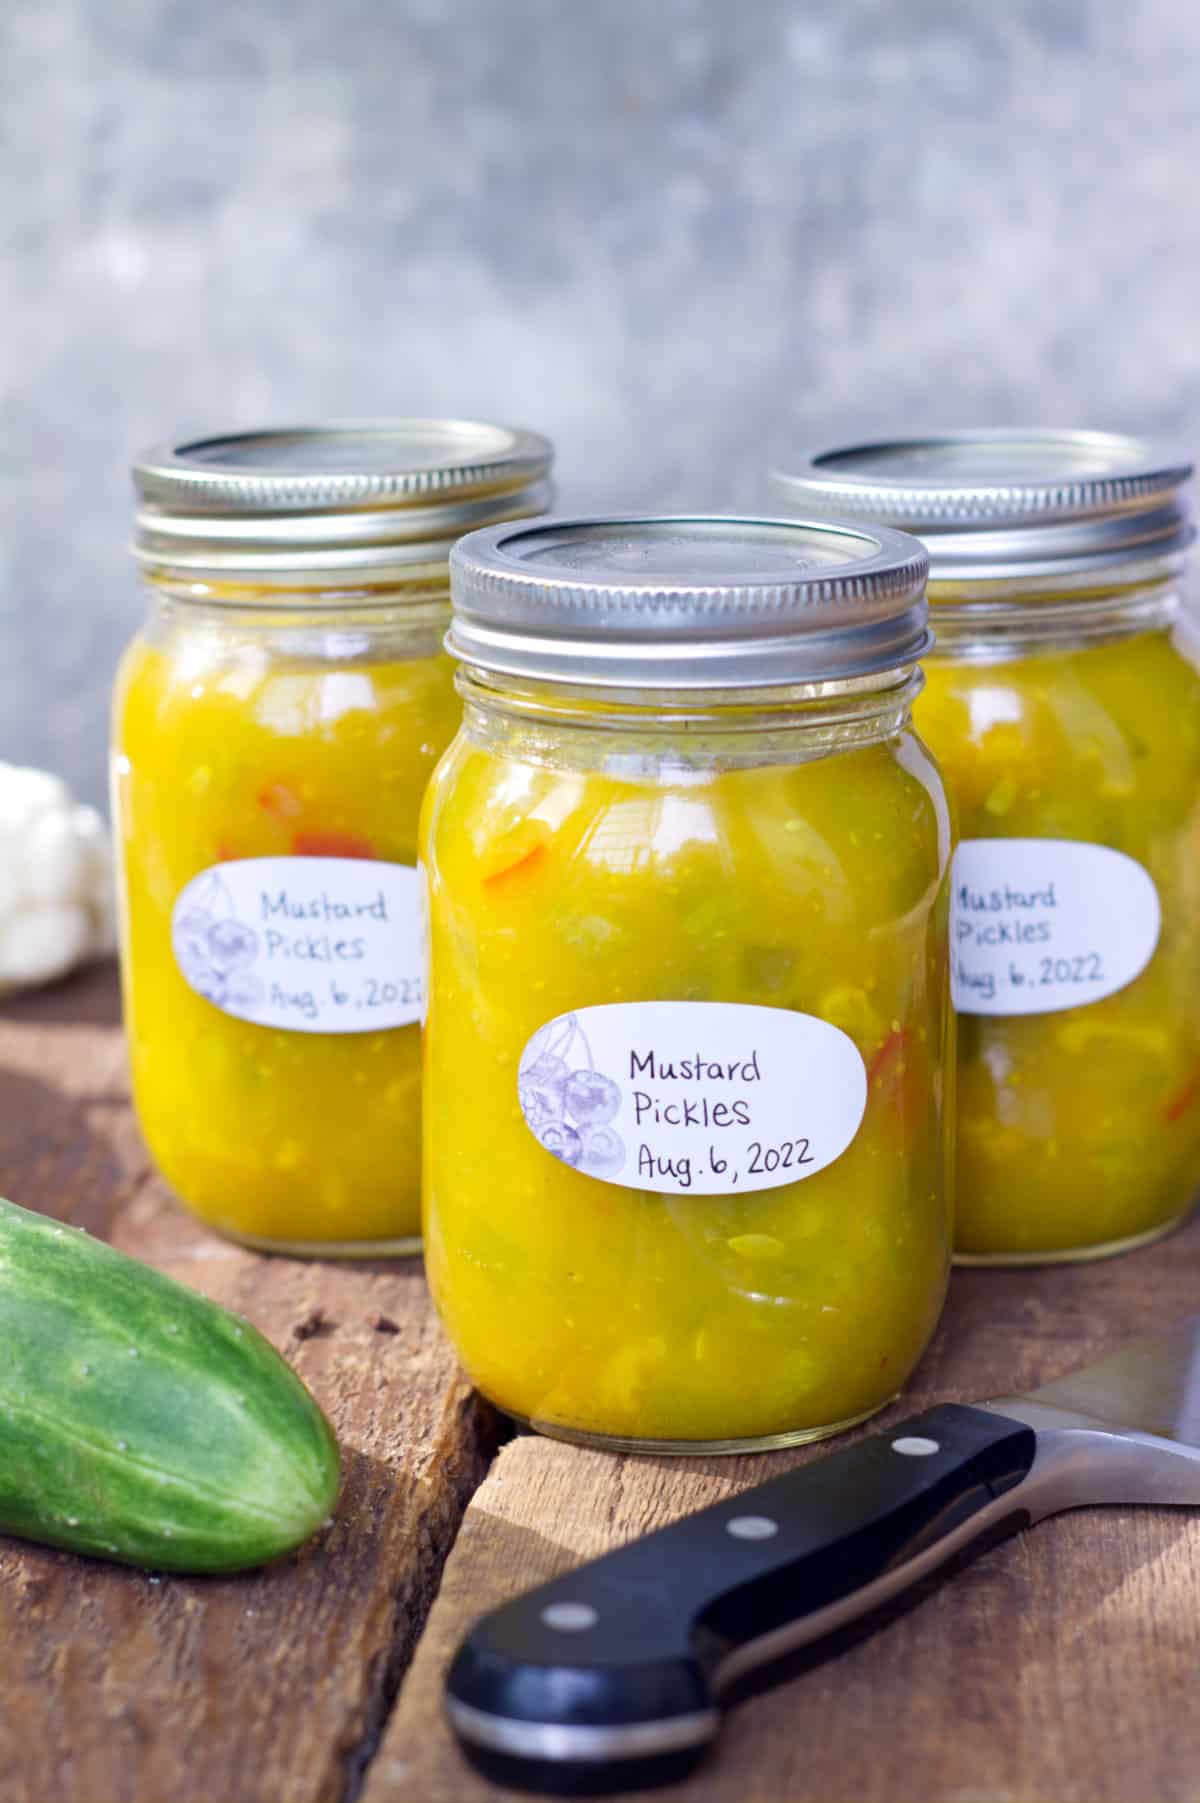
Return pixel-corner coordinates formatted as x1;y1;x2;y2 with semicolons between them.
446;1319;1200;1794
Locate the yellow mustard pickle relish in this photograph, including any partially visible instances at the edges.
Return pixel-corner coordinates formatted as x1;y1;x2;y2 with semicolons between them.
775;430;1200;1262
113;421;552;1255
423;515;954;1452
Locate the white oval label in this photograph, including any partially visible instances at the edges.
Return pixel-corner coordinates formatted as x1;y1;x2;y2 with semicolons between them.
517;1002;867;1196
951;838;1161;1017
171;858;422;1034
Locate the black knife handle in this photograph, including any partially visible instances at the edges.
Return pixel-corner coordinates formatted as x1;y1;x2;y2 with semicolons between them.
445;1403;1036;1793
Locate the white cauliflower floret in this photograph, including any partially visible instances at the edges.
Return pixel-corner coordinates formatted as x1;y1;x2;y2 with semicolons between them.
0;764;116;992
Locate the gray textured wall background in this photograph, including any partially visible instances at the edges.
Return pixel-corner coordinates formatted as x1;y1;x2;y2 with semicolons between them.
4;0;1200;806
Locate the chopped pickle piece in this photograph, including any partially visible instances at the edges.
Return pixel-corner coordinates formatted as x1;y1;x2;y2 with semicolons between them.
480;819;552;886
983;773;1019;817
727;1233;786;1261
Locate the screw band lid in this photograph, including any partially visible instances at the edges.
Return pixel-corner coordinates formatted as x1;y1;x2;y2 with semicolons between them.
447;513;931;688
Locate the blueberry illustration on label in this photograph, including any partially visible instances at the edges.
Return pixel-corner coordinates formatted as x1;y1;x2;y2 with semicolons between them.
536;1120;584;1166
171;872;262;1014
172;909;225;1000
174;907;217;973
564;1070;621;1127
519;1053;570;1129
186;957;227;1005
224;971;264;1010
577;1123;625;1177
519;1014;626;1177
207;918;259;971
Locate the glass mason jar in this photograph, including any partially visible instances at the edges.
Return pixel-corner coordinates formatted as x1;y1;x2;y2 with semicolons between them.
422;515;954;1453
112;420;553;1255
774;430;1200;1263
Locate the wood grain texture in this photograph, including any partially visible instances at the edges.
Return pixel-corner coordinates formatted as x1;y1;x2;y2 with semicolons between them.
7;965;1200;1803
0;964;497;1803
368;1219;1200;1803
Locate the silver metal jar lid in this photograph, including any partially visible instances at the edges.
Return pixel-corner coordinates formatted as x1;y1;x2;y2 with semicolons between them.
770;430;1194;582
447;514;930;689
132;420;554;581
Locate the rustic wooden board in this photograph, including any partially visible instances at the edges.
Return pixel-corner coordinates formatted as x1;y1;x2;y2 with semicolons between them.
0;965;496;1803
369;1221;1200;1803
6;965;1200;1803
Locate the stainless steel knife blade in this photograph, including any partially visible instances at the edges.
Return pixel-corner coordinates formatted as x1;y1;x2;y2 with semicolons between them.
991;1316;1200;1445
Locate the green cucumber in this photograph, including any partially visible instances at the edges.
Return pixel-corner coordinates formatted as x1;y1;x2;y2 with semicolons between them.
0;1196;340;1572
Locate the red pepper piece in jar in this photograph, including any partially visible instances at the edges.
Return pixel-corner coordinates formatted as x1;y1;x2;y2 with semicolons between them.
1165;1061;1200;1124
257;782;304;821
293;831;377;860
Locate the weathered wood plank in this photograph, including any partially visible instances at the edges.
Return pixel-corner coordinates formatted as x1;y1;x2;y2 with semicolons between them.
370;1218;1200;1803
0;965;496;1803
